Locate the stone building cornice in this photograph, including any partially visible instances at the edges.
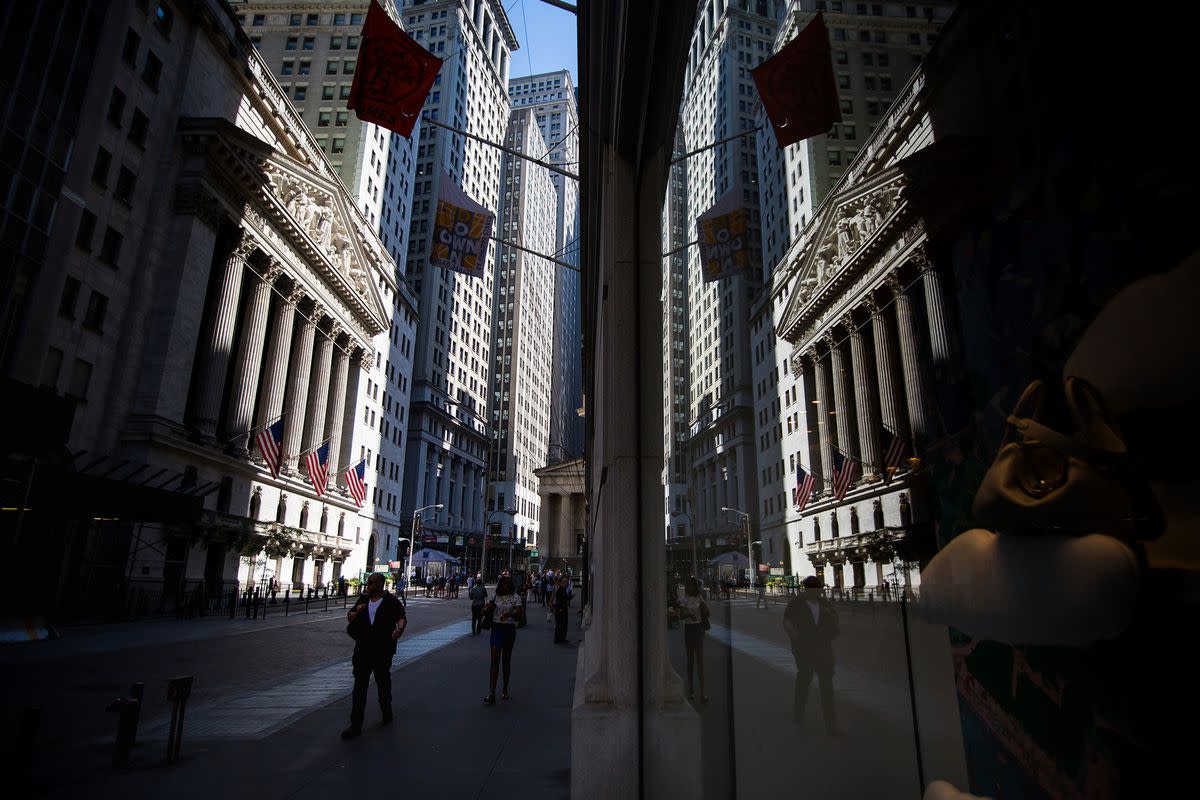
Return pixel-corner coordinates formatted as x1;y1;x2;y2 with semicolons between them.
178;119;390;345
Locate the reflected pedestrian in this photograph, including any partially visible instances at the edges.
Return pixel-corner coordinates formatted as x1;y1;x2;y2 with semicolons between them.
342;572;406;739
783;576;840;734
677;577;710;703
483;574;523;704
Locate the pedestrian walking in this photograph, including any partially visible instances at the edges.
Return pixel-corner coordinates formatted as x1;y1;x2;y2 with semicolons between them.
425;573;433;597
342;572;407;739
469;578;488;635
755;572;767;608
482;574;523;704
783;576;841;734
552;576;572;643
677;577;710;703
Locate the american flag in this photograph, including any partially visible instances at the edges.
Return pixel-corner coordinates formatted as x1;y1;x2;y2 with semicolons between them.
344;459;367;507
832;449;859;502
255;419;285;478
881;426;909;484
305;441;331;497
793;467;817;512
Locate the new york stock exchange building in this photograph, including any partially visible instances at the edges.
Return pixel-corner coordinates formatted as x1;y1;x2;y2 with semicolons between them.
755;58;994;594
1;0;405;615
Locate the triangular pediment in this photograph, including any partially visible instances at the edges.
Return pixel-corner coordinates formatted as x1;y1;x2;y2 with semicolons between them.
776;165;911;339
195;119;392;339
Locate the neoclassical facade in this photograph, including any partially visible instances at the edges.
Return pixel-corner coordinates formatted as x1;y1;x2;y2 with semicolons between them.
124;115;393;591
9;0;400;599
765;71;962;591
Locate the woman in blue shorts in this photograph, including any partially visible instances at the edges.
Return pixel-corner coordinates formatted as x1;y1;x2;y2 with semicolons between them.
483;574;523;704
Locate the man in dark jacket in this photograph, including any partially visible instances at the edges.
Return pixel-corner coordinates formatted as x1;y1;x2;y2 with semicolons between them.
783;575;840;734
553;576;571;643
342;572;406;739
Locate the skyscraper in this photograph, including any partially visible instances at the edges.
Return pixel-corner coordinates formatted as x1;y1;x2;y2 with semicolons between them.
507;69;582;463
662;129;692;564
234;0;421;568
487;107;557;567
676;0;786;567
398;0;517;552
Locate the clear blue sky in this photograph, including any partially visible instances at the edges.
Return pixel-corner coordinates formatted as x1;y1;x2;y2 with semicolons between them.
505;0;578;85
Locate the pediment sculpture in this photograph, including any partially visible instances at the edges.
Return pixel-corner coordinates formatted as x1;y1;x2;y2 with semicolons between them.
794;180;904;304
270;169;368;299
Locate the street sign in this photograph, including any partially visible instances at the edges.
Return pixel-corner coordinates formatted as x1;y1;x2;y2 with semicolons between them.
373;563;390;572
758;563;769;573
388;561;402;568
769;567;784;576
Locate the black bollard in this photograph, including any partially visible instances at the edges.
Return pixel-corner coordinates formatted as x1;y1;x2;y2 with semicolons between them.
165;676;193;765
283;594;290;616
107;682;143;769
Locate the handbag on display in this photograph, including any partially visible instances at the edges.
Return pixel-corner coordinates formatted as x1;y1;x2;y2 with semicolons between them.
971;376;1163;541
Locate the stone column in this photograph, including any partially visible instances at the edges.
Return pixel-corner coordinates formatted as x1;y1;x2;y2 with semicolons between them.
827;330;856;458
194;235;255;437
866;294;906;438
302;320;335;455
916;248;955;372
848;313;881;480
255;284;302;432
888;273;932;449
282;305;322;473
323;330;351;485
813;347;835;496
225;260;283;453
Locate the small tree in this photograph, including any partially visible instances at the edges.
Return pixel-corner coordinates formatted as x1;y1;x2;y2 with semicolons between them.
860;522;936;587
240;529;297;588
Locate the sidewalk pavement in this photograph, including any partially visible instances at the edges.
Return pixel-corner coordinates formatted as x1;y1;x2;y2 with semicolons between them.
32;595;581;800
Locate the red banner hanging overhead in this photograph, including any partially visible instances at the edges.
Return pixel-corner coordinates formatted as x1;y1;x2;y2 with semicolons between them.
347;0;442;138
752;11;842;148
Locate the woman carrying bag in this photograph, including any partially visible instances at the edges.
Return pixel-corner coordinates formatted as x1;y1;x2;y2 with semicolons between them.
677;577;710;703
483;574;524;704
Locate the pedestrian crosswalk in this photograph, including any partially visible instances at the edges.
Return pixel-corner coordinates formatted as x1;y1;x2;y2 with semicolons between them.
139;619;472;741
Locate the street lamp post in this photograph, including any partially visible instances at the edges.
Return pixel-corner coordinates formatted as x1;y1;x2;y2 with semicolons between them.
483;507;515;583
721;507;752;588
669;510;697;578
407;503;444;590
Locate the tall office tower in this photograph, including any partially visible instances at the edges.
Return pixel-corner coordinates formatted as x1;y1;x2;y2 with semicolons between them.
398;0;517;555
507;69;582;463
486;108;557;570
748;0;954;578
677;0;785;570
662;129;692;567
234;1;420;568
756;0;955;276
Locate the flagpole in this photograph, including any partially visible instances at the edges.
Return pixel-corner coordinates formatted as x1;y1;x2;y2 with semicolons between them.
496;236;581;271
662;238;699;259
670;126;763;167
223;408;293;447
424;118;579;181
